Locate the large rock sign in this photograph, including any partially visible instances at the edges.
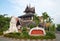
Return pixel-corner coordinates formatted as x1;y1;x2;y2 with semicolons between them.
29;27;46;36
3;16;18;34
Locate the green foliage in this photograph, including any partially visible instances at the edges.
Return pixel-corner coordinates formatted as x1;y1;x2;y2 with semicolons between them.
42;12;49;20
33;14;40;26
4;33;21;39
0;14;10;32
49;24;56;32
57;24;60;31
4;31;56;39
46;31;56;39
47;17;53;23
21;31;30;39
0;14;10;36
28;24;34;29
0;31;3;35
42;12;53;23
22;27;27;32
29;36;44;39
0;14;55;39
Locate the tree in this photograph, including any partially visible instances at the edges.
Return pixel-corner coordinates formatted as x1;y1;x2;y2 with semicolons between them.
42;12;53;23
49;24;56;32
42;12;54;31
57;24;60;31
42;12;49;23
0;14;11;32
42;12;49;30
33;14;40;26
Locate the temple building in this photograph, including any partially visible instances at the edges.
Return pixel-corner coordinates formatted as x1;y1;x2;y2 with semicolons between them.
18;5;45;27
17;5;36;27
18;5;35;21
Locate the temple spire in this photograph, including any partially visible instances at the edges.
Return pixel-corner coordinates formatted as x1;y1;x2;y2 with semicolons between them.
29;4;31;7
24;4;35;13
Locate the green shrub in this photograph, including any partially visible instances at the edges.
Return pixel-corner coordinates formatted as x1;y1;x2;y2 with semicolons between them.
46;31;56;39
0;15;10;31
33;14;40;26
28;24;34;29
4;32;21;39
30;36;44;39
4;31;56;39
0;31;3;35
22;27;27;32
21;31;30;39
57;24;60;31
49;24;56;32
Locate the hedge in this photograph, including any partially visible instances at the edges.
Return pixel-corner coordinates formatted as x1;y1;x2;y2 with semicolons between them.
4;31;56;39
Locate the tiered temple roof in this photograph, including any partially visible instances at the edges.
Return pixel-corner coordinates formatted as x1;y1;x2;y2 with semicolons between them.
18;5;35;18
24;5;35;13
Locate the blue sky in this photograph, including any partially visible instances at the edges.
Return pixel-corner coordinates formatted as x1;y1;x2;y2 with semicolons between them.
0;0;60;24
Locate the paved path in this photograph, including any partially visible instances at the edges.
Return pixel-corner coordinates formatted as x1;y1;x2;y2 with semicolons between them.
56;31;60;41
0;37;17;41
